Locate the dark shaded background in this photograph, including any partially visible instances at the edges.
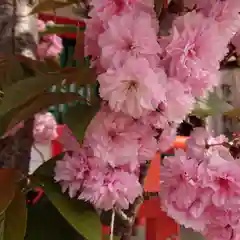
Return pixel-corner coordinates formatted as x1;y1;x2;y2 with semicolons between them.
26;195;85;240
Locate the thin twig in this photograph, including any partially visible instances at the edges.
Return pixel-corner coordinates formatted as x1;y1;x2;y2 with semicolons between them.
115;208;131;222
220;44;236;69
110;210;116;240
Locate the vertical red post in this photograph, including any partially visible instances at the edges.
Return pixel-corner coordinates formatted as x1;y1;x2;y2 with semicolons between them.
52;125;65;157
139;153;180;240
137;137;187;240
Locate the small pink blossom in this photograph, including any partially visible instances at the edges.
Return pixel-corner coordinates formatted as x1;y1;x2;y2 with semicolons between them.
163;80;195;123
158;123;177;152
98;11;161;69
186;127;228;160
132;121;158;162
37;19;63;59
98;57;167;118
203;207;240;240
33;112;58;143
140;109;168;129
160;12;228;96
186;127;210;159
84;9;105;61
204;224;235;240
84;106;140;169
90;0;155;21
161;149;208;231
54;150;89;198
199;152;240;208
79;169;142;210
37;35;63;59
206;0;240;37
184;0;240;38
37;19;46;32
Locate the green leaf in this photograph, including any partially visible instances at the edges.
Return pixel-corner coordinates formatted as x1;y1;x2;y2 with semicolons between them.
0;108;20;136
40;24;78;36
102;235;120;240
63;65;97;86
64;102;100;142
192;91;233;118
0;169;18;214
30;0;78;14
44;57;61;71
0;73;66;117
73;29;85;62
18;56;96;85
8;92;85;129
2;187;27;240
35;175;101;240
0;55;25;90
17;55;60;75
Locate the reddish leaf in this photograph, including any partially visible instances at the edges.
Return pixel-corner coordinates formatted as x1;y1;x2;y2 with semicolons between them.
0;169;19;214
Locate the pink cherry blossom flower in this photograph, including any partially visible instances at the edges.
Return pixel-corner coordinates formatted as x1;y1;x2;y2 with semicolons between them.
184;0;240;38
98;57;167;118
161;149;208;231
131;121;158;162
37;19;46;32
79;169;142;210
186;127;210;159
163;80;195;123
54;150;90;198
140;109;168;129
186;127;230;161
37;35;63;59
98;11;161;69
208;207;240;229
158;123;177;152
207;0;240;37
37;19;63;59
203;206;240;240
160;11;228;96
204;223;235;240
84;9;105;61
90;0;155;21
33;112;58;143
198;151;240;208
161;127;240;237
84;106;140;169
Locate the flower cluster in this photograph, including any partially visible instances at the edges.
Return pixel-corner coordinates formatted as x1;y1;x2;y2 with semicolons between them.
33;112;58;143
55;0;240;213
161;127;240;240
184;0;240;58
55;106;150;210
37;20;63;59
4;112;58;144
